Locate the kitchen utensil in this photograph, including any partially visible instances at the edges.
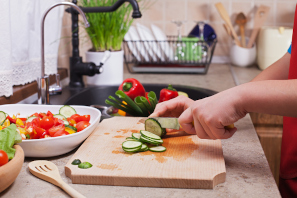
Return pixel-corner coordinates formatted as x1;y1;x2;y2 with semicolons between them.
151;24;174;60
215;2;241;46
136;23;159;62
247;5;270;48
188;23;217;45
124;28;142;61
0;104;101;157
0;145;24;193
223;23;234;39
230;36;256;67
235;12;247;47
139;117;235;130
65;117;226;189
257;26;292;70
29;160;85;198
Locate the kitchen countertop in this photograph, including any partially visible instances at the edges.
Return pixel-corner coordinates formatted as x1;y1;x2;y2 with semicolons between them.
0;64;280;198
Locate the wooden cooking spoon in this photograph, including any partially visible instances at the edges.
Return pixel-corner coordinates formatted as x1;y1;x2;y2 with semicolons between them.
29;160;85;198
235;12;247;47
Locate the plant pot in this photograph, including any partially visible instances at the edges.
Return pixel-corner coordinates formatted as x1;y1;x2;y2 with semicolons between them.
85;50;124;85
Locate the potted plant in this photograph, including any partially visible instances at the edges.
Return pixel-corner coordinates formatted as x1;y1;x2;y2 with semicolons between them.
81;0;136;86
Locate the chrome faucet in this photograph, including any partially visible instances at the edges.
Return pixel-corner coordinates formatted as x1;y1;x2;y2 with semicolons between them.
38;2;90;105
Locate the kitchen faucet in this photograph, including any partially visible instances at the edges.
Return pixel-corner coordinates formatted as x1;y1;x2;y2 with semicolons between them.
38;2;90;105
66;0;142;88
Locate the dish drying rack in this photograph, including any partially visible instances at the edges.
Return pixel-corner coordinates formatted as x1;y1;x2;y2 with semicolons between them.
123;36;217;74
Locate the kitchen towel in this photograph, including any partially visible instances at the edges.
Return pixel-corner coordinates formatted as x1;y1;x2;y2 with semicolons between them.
0;0;63;97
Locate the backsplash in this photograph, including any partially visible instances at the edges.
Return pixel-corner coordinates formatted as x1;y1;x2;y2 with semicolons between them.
58;0;296;69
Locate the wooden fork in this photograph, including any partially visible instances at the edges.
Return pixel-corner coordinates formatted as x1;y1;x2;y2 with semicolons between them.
28;160;85;198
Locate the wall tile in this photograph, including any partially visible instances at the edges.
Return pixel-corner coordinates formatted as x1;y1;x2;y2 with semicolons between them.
276;2;295;24
141;0;164;22
164;0;186;21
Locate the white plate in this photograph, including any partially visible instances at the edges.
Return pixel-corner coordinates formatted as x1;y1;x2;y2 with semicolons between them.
137;23;164;62
0;104;101;157
125;26;149;62
151;24;174;61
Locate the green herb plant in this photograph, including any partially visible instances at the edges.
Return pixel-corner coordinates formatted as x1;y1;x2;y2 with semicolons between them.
80;0;155;51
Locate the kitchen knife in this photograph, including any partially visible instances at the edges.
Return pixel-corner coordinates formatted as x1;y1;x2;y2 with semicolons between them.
139;117;234;130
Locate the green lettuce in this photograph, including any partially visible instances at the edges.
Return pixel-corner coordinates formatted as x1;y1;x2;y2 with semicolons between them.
0;124;18;159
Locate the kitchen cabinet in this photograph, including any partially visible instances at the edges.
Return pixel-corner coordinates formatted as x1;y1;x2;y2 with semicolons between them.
250;112;283;186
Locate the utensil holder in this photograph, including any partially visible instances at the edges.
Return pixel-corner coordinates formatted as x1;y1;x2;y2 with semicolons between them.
230;37;256;67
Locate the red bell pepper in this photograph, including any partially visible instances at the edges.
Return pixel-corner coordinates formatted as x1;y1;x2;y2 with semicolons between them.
118;78;146;101
159;84;179;103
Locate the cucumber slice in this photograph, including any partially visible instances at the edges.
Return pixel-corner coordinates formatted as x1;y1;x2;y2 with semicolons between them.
126;137;135;140
65;125;77;132
123;147;141;152
26;116;38;122
140;130;161;140
139;144;148;152
140;136;163;145
132;133;141;140
54;114;66;120
122;141;142;149
59;105;76;118
149;146;166;152
145;118;166;137
0;111;7;125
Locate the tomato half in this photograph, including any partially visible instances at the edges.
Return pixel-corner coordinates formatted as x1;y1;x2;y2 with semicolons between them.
40;116;54;130
70;114;80;122
38;113;47;118
31;127;45;139
53;130;69;137
0;150;8;166
48;125;65;137
77;115;90;122
46;111;54;119
76;121;90;132
53;118;64;126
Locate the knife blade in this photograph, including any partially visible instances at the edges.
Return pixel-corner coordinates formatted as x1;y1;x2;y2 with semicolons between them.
139;117;234;130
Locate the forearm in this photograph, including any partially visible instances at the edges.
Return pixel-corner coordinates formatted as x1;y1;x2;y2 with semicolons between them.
251;52;291;82
236;79;297;117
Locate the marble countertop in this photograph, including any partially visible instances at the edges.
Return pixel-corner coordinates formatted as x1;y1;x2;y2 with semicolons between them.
0;64;280;198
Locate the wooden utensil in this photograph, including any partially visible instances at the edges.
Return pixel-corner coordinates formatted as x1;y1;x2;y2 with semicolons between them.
223;23;234;39
65;117;226;189
235;12;247;47
215;2;241;46
29;160;85;198
247;5;270;48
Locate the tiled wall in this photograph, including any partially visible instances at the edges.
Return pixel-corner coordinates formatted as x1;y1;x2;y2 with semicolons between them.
58;0;296;68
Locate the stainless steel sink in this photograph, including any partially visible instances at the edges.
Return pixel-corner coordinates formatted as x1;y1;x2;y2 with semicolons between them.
50;84;216;119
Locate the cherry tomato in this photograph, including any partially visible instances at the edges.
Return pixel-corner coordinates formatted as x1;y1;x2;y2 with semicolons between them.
70;114;80;123
53;130;69;137
0;150;8;166
77;115;90;122
40;116;54;130
38;113;47;118
46;111;54;119
48;125;65;137
76;121;90;132
53;118;64;126
31;127;45;139
30;113;39;117
31;117;40;127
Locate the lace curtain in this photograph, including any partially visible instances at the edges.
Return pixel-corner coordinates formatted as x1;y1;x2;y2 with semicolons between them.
0;0;63;97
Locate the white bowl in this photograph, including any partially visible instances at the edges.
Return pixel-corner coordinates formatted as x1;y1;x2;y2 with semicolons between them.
230;37;256;67
0;104;101;157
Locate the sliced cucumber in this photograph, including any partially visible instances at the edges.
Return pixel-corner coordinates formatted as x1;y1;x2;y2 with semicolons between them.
132;133;141;140
139;144;148;152
123;147;141;152
59;105;76;118
0;111;7;125
149;146;166;152
65;125;77;132
54;114;66;120
140;136;163;145
26;116;38;122
140;130;161;140
145;118;166;137
126;137;135;140
122;141;142;149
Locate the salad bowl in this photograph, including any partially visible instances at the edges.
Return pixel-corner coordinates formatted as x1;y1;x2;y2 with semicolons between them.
0;104;101;157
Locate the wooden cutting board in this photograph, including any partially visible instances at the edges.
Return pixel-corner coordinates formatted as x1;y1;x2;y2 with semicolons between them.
65;117;226;189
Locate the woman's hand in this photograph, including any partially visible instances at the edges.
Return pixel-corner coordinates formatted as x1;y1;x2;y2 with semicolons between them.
179;88;247;139
150;95;194;118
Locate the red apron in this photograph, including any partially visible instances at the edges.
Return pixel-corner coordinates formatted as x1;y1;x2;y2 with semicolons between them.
279;5;297;197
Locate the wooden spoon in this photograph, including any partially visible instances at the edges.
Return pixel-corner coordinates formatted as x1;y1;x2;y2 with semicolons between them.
215;2;241;46
223;23;234;39
235;12;247;47
247;5;270;48
29;160;85;198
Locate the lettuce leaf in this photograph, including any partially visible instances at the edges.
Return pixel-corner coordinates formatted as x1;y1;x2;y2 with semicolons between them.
0;124;17;159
